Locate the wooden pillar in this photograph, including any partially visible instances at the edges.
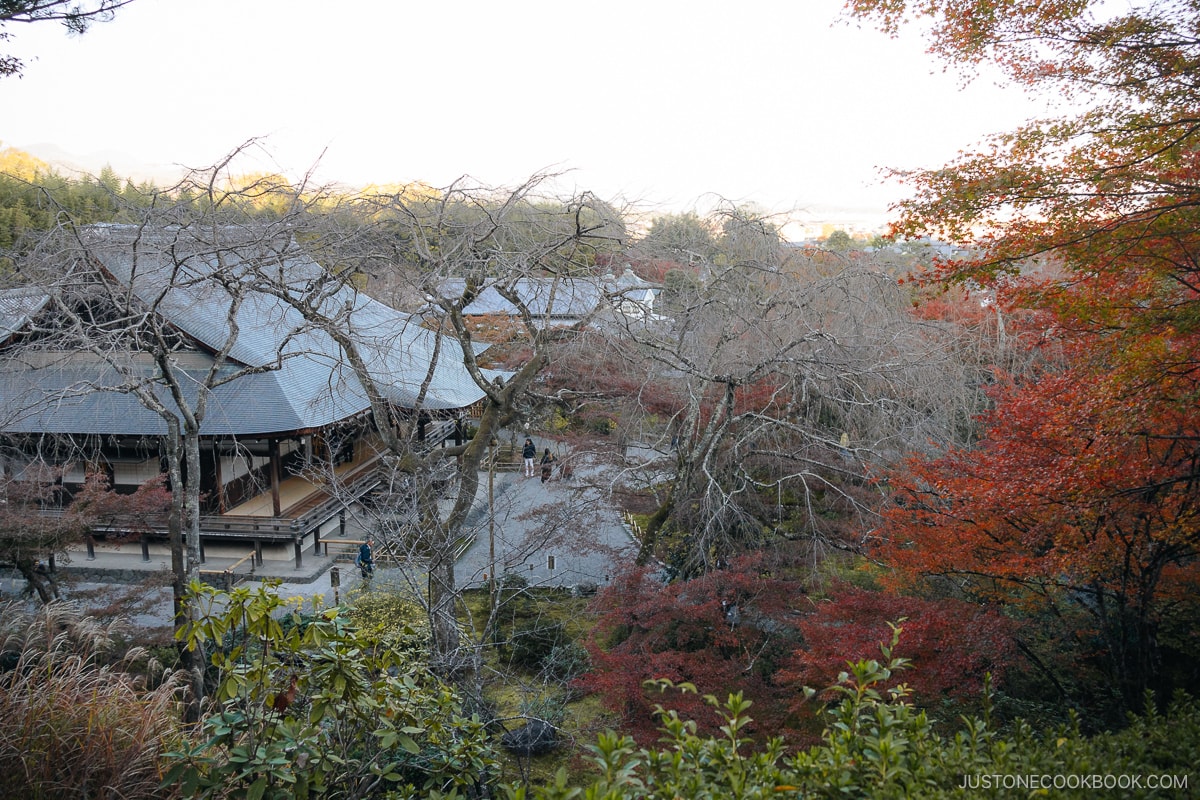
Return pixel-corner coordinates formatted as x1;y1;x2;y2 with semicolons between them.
269;438;282;517
254;540;263;567
214;441;226;513
293;538;303;569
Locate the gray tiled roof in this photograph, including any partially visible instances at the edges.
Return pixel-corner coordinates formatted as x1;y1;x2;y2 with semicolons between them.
437;278;605;318
0;288;49;345
436;270;660;320
0;226;499;437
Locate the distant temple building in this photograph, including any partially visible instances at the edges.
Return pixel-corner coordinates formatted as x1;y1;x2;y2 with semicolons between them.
437;267;662;328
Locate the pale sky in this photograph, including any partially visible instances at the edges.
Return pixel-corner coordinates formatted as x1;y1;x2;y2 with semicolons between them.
0;0;1047;231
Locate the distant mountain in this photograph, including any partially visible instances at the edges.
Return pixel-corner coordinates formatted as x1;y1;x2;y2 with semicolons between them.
13;142;185;185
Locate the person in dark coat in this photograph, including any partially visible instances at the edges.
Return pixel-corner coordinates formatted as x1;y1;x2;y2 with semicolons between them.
356;537;375;579
522;438;537;477
540;448;555;483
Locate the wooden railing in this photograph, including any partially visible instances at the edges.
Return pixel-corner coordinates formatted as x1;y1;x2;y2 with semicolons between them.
296;480;379;531
488;444;521;471
418;419;460;450
199;516;297;538
622;511;644;542
199;549;257;590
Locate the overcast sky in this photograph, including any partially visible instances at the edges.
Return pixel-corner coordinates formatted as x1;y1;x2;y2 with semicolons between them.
0;0;1048;230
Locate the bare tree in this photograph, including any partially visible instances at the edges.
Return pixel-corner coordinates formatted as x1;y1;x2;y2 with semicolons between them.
611;205;1013;577
243;173;627;676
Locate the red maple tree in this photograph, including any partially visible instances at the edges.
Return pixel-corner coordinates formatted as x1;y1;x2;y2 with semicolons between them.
779;583;1017;713
878;322;1200;707
844;0;1200;713
0;471;172;603
579;556;808;744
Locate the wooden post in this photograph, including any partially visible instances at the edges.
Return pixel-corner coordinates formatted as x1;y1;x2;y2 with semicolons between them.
269;438;282;517
214;441;226;513
86;537;95;561
254;540;263;567
141;535;150;562
294;538;303;569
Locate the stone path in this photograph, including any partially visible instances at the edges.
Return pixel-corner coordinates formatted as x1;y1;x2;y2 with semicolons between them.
452;455;639;592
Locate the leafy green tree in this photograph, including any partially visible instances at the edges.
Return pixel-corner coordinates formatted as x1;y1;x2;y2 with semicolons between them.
0;148;57;244
0;202;33;249
637;212;718;264
824;229;852;252
0;147;160;238
715;204;783;266
659;266;701;316
166;581;497;800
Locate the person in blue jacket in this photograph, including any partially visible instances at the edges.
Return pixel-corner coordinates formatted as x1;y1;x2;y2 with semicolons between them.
356;537;375;579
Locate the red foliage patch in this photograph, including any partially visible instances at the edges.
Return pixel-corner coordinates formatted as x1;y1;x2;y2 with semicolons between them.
780;584;1017;710
579;557;809;744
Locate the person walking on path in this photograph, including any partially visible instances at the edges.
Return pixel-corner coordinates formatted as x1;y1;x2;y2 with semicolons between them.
356;537;375;579
522;438;537;478
540;448;555;483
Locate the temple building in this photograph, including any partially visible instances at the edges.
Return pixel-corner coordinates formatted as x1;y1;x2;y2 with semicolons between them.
0;225;495;570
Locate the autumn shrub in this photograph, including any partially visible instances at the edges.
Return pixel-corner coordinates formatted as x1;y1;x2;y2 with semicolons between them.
0;601;184;800
781;583;1018;717
580;558;808;744
343;582;431;661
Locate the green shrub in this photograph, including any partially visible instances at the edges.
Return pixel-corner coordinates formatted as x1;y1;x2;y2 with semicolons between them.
344;584;431;659
507;624;1200;799
509;621;568;671
165;581;496;800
